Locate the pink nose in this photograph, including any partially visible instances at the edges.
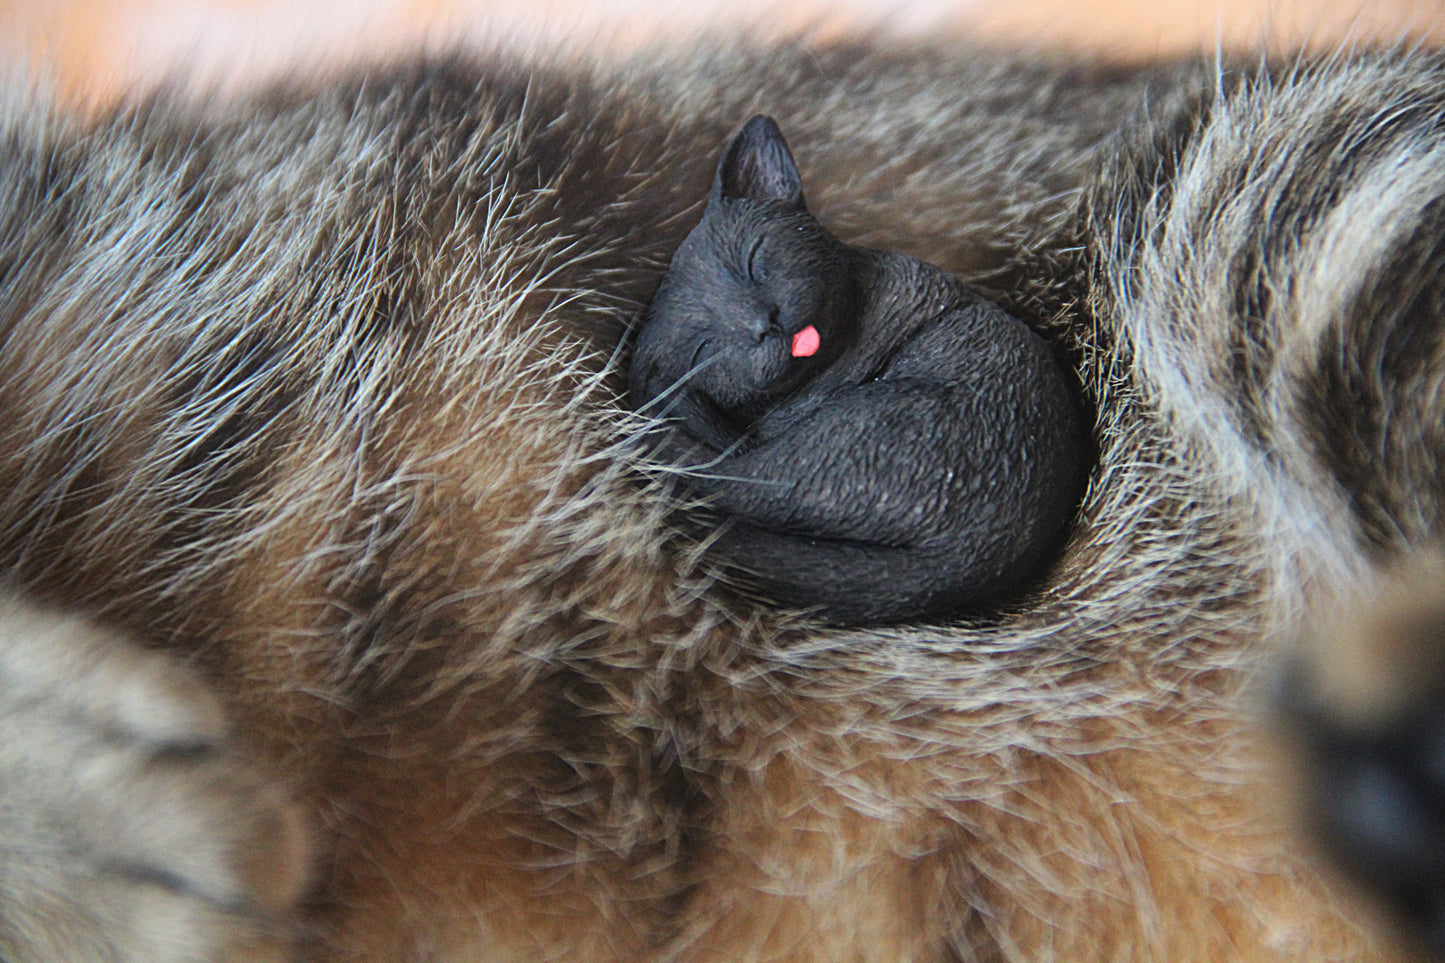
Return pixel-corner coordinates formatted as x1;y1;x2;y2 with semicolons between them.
791;325;820;358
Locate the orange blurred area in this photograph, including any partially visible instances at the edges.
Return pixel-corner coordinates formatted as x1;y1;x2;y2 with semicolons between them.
2;0;1445;105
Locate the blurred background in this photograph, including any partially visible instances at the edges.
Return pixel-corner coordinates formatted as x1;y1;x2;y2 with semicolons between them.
2;0;1445;104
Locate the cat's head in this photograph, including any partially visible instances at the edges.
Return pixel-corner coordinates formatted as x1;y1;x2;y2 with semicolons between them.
634;115;856;421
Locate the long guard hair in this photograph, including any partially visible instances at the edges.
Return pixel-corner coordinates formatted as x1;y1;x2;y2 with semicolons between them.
0;34;1441;962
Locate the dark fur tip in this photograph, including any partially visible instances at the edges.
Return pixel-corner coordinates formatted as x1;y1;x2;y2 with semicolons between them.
1276;658;1445;960
714;114;804;209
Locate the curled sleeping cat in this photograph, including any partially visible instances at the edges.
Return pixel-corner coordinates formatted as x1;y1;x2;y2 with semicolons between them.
630;115;1086;623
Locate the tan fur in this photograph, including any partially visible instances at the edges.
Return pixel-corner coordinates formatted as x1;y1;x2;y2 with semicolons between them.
0;600;309;962
0;34;1438;963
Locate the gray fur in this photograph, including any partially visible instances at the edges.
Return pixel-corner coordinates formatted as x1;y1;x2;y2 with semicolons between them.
0;36;1435;963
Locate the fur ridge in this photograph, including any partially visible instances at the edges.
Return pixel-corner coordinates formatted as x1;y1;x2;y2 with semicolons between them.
0;34;1437;963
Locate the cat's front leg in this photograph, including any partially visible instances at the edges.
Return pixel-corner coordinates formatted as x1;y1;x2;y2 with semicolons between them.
0;599;311;963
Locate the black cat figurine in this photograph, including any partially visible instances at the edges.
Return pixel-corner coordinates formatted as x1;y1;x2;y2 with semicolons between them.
630;115;1086;624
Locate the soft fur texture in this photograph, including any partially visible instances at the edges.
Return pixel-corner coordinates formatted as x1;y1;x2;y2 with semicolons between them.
0;33;1442;963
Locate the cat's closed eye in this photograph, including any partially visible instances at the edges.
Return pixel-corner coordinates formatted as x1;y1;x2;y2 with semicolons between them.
745;238;766;282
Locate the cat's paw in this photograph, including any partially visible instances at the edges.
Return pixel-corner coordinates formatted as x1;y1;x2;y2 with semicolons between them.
1277;555;1445;958
0;600;311;963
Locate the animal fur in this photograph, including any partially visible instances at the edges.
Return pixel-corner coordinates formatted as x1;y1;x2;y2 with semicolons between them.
0;33;1440;963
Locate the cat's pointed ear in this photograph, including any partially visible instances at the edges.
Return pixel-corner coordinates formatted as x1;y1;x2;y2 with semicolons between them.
712;115;804;208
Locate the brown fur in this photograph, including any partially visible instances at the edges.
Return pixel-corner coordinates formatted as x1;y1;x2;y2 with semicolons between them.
0;34;1438;963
